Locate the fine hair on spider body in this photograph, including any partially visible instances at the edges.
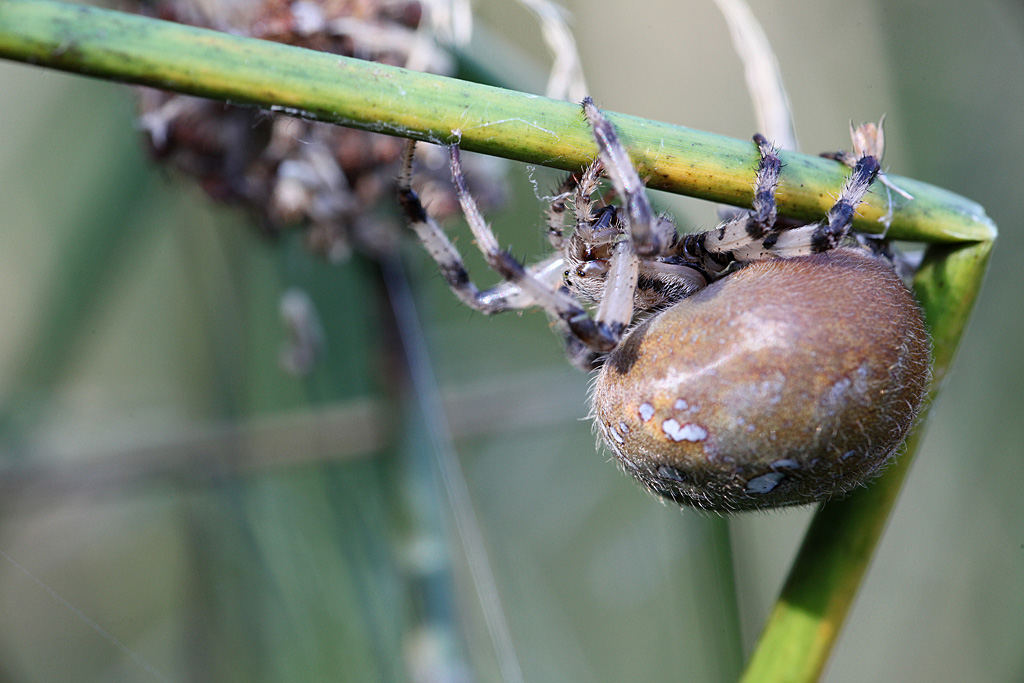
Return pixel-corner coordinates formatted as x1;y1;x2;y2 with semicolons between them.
398;99;931;512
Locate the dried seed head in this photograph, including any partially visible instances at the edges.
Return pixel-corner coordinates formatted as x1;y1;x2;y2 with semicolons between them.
133;0;504;260
592;248;931;512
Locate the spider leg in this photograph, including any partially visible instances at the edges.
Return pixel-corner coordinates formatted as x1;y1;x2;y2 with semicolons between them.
448;143;630;353
546;170;582;249
747;133;782;238
593;238;640;340
638;260;706;290
545;157;618;251
821;118;885;167
570;157;605;238
784;121;885;254
399;141;559;314
562;333;603;371
475;255;567;311
549;237;642;371
753;151;880;258
684;129;881;263
544;174;620;370
677;134;782;270
581;97;677;256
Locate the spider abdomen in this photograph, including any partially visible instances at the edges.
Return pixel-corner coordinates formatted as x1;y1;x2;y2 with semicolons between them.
592;248;931;511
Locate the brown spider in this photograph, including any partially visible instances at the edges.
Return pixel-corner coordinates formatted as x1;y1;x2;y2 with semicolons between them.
398;99;930;512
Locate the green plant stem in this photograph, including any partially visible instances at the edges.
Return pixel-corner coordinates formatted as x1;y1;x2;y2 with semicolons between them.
0;0;995;245
740;239;994;682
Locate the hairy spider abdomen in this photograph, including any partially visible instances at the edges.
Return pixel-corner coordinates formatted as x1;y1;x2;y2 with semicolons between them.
593;248;931;511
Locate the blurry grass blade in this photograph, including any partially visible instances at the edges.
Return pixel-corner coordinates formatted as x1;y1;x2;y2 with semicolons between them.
184;227;407;679
712;0;798;151
515;0;589;101
382;255;524;683
0;133;155;444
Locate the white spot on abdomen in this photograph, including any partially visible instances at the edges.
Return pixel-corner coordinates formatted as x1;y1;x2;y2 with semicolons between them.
747;472;785;493
609;425;625;444
638;403;655;421
661;419;708;442
771;458;800;470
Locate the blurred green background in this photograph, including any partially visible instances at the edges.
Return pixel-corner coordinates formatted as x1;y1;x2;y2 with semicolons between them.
0;0;1021;681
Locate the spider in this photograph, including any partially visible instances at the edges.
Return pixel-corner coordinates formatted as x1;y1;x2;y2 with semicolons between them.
398;98;931;512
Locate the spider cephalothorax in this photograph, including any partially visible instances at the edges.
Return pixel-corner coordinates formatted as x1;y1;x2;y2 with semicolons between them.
398;99;930;512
